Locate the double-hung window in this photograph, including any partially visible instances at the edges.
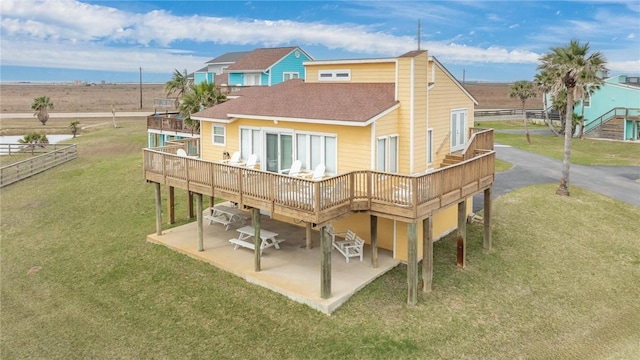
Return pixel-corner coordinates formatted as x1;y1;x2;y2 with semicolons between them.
377;135;398;173
212;124;225;146
240;128;261;162
283;72;299;81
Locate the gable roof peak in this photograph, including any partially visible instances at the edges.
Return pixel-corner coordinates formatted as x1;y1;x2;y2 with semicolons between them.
399;50;428;58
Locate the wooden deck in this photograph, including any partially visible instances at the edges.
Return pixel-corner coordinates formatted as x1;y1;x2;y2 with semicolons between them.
143;129;495;224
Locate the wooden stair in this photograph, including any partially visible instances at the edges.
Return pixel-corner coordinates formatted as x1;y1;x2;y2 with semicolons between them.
440;153;463;168
584;117;625;140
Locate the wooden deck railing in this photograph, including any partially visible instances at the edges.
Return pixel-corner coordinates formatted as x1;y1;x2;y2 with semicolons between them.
462;128;494;160
1;144;77;188
144;133;495;224
147;113;197;135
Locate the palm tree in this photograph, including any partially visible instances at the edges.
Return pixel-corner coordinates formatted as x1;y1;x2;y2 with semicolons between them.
533;71;560;136
31;96;53;125
538;39;607;196
179;82;227;131
165;69;192;108
509;80;537;144
70;120;80;138
18;132;49;155
551;89;568;133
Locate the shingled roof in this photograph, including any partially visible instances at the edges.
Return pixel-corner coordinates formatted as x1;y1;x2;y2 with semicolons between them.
225;47;299;72
192;79;397;124
206;51;251;64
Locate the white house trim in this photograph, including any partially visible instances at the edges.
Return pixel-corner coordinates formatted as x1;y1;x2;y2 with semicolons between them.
225;103;400;127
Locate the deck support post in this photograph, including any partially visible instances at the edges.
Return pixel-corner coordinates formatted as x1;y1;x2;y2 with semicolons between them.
370;215;378;268
187;191;194;219
422;217;433;292
483;187;492;250
407;222;418;305
167;186;175;224
154;182;162;235
456;199;467;268
320;225;331;299
196;193;204;252
306;222;312;249
252;208;261;272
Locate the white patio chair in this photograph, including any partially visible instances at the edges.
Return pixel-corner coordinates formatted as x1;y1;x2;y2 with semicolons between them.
222;151;241;165
244;154;258;169
326;224;364;263
310;163;325;180
280;160;302;176
177;148;197;158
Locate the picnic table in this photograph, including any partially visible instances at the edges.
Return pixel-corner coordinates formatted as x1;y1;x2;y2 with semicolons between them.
204;205;248;230
229;225;285;255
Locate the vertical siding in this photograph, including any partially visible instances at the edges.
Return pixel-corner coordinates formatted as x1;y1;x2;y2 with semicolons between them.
412;53;428;173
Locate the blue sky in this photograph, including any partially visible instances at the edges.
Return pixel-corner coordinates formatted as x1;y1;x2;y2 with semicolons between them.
1;0;639;83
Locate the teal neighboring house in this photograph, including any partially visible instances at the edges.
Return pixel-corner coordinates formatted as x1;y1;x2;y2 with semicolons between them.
193;51;250;85
226;47;312;86
149;47;312;148
578;75;640;140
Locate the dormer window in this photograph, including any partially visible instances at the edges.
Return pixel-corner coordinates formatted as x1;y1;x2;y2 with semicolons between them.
318;70;351;81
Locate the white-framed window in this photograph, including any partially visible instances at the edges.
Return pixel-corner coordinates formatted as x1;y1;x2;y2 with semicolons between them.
212;124;225;146
283;72;299;81
318;69;351;82
295;133;337;174
427;128;433;164
240;127;261;162
583;93;591;107
376;135;398;173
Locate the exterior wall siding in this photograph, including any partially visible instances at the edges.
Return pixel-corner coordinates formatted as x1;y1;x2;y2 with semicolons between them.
427;63;475;165
305;62;396;83
196;53;478;261
270;50;311;85
194;72;207;85
228;73;243;86
575;79;640;123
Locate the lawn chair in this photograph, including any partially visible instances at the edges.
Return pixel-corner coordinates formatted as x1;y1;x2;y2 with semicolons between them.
221;151;241;165
326;224;364;263
281;160;302;176
244;154;258;169
310;163;325;180
177;148;197;158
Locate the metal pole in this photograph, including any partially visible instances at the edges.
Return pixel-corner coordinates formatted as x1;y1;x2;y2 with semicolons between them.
139;67;143;109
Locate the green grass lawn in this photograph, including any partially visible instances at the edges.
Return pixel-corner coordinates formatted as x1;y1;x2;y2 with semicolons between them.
474;119;640;166
494;133;640;166
2;121;639;359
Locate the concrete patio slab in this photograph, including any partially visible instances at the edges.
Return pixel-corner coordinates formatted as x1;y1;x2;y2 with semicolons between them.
147;213;400;315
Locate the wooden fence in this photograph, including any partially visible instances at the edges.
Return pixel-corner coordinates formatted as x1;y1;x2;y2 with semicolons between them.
0;144;77;188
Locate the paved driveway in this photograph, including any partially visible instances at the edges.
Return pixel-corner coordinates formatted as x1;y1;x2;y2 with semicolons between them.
473;145;640;212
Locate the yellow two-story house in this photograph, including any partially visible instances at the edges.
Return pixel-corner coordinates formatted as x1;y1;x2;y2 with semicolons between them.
144;50;495;308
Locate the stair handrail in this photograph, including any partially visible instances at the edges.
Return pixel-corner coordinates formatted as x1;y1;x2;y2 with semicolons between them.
584;107;640;134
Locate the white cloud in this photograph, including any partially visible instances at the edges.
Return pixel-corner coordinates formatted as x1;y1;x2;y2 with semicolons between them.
0;0;636;78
